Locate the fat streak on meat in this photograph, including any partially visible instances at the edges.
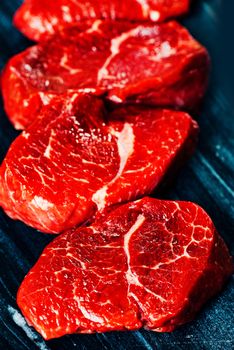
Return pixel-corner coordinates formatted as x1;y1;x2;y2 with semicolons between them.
17;197;233;339
0;93;198;233
1;20;209;129
14;0;190;41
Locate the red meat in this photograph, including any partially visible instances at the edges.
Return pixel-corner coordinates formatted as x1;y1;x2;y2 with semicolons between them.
17;197;233;340
1;20;209;130
0;93;198;233
14;0;190;41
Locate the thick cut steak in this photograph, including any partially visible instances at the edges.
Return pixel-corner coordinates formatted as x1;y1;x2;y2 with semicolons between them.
0;93;198;234
2;20;209;129
14;0;190;41
17;197;233;339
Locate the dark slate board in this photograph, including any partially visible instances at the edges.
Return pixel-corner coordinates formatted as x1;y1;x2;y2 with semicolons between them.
0;1;233;349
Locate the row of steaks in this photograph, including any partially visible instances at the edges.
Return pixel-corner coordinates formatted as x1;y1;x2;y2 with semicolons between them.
0;0;233;341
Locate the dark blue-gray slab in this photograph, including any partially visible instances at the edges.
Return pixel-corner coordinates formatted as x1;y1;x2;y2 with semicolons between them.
0;0;233;349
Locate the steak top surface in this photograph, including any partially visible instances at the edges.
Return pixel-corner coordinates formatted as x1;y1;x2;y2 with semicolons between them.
14;0;190;41
17;197;233;340
2;20;209;129
0;93;198;233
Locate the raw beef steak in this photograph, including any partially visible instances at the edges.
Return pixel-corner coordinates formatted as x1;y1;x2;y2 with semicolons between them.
14;0;190;41
1;20;209;130
17;197;233;339
0;93;198;234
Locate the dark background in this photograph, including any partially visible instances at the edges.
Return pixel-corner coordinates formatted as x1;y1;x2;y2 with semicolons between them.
0;0;233;349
